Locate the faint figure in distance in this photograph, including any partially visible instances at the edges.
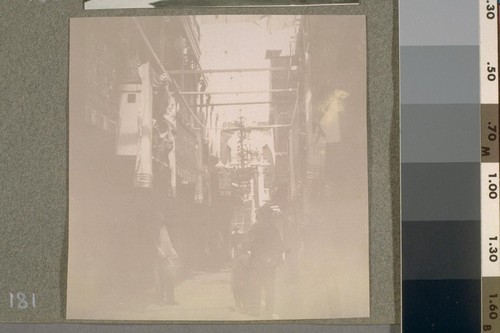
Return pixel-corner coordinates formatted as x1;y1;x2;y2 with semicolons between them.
231;240;251;312
155;223;180;305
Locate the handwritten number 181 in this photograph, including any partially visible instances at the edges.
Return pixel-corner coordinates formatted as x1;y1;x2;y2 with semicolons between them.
9;293;36;310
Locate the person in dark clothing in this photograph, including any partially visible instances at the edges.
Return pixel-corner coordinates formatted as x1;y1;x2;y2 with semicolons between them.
247;205;285;317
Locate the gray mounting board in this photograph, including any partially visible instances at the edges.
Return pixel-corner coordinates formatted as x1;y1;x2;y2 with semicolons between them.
0;0;399;328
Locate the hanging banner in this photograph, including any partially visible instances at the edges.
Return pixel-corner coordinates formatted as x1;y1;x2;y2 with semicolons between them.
134;63;154;188
116;84;141;156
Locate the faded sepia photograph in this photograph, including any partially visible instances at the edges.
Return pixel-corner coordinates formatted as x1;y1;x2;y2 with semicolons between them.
68;15;368;321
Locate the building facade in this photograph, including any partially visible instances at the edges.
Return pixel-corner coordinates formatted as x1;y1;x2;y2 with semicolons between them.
69;17;228;304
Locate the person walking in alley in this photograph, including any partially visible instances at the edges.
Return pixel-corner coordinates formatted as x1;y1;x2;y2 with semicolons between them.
156;224;180;305
203;229;224;271
247;205;285;318
231;240;251;312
